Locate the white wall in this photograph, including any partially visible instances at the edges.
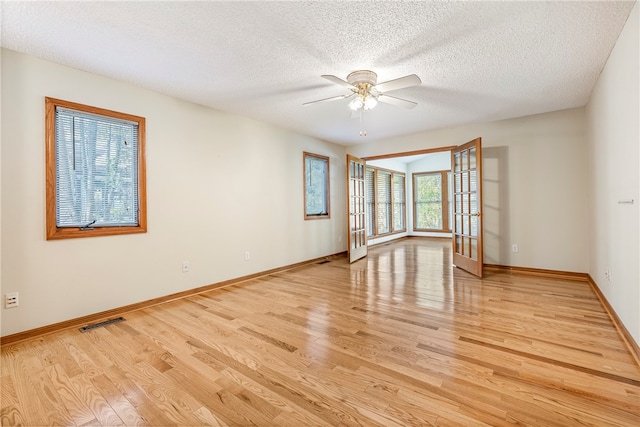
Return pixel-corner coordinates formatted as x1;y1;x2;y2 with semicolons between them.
367;157;407;172
0;49;3;333
586;3;639;344
349;108;589;273
0;49;347;336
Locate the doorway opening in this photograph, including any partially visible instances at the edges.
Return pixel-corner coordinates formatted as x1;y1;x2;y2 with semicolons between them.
348;138;484;277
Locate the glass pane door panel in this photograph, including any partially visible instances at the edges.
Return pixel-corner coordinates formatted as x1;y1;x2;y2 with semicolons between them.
470;170;477;192
347;155;368;263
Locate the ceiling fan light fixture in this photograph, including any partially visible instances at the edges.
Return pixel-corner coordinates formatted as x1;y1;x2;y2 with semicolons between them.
348;97;364;111
349;94;377;111
364;96;377;110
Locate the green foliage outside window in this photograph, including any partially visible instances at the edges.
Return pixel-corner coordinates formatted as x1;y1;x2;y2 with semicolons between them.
414;173;444;230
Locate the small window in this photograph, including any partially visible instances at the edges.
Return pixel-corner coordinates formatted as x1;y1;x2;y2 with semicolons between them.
303;152;330;219
45;97;146;239
413;171;451;232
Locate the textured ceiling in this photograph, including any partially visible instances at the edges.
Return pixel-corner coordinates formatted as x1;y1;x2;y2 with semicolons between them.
1;1;636;146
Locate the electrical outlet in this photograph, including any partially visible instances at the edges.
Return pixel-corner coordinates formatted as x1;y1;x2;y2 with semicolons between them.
182;261;190;273
5;292;19;309
512;244;519;253
605;268;611;282
244;251;251;261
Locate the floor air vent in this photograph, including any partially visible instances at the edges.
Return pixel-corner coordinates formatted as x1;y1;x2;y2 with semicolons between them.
317;260;331;265
79;317;126;333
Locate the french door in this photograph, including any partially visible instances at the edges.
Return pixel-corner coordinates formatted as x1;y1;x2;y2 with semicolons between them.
451;138;484;277
347;155;367;263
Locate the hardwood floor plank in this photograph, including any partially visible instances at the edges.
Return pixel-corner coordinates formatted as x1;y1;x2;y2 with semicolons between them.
190;405;230;427
65;372;126;426
89;373;149;426
0;404;27;427
458;336;640;386
43;363;99;425
2;237;639;426
19;356;76;425
104;364;174;426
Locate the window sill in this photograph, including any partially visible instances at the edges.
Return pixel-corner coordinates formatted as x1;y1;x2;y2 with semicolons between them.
46;225;147;240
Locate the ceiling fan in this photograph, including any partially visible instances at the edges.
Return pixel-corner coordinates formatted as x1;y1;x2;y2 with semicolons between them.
303;70;422;111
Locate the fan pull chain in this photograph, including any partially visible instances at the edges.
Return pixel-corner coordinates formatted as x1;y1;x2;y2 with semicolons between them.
359;108;367;137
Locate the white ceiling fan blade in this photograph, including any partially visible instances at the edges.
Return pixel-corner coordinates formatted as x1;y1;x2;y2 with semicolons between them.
321;74;355;89
303;93;353;106
378;94;418;109
375;74;422;93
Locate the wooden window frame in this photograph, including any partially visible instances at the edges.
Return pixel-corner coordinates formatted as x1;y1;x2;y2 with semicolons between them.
45;97;147;240
303;152;330;220
412;170;450;232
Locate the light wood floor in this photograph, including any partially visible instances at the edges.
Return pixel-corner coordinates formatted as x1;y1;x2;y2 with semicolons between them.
2;238;639;426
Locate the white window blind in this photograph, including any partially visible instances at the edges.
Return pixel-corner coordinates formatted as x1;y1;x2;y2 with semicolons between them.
55;107;139;227
376;170;391;234
365;167;375;236
393;174;405;232
366;167;405;237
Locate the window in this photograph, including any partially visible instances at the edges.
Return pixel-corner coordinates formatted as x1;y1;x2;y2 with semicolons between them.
303;152;330;219
413;171;451;231
393;174;406;232
365;166;406;237
376;170;392;234
45;97;146;239
366;168;375;237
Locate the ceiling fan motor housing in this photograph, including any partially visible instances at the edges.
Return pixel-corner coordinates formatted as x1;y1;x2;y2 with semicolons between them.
347;70;377;86
347;70;379;100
